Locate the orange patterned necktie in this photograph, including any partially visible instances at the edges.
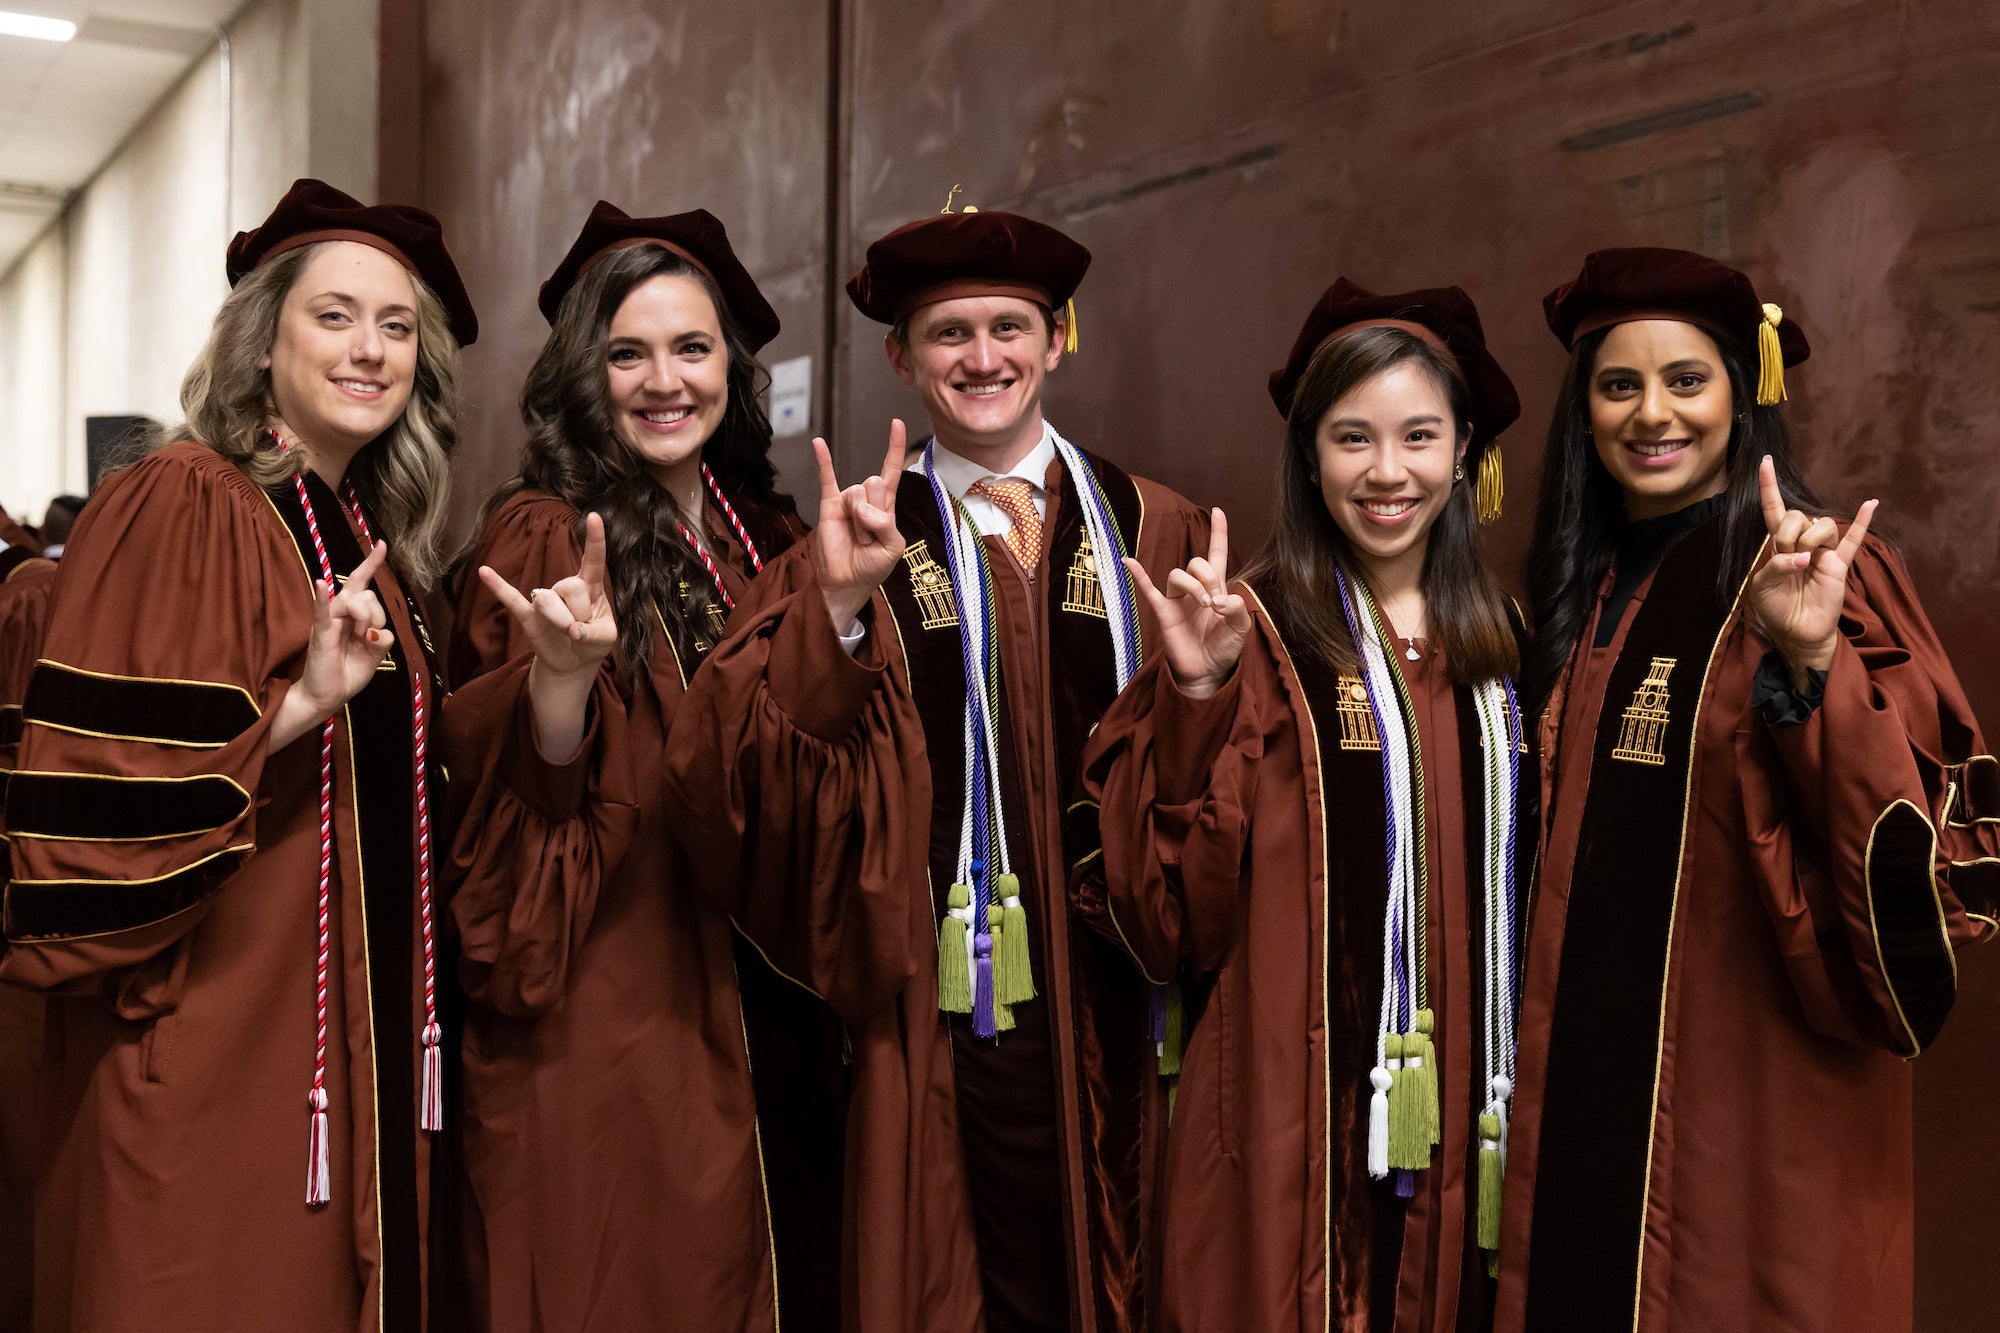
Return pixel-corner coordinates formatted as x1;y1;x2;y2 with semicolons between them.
968;477;1044;569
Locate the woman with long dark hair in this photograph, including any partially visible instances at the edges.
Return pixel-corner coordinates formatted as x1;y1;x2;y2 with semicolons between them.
1;179;472;1332
442;202;827;1331
1075;280;1532;1331
1494;248;1998;1333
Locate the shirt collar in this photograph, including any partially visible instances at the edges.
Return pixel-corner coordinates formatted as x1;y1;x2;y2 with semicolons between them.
912;420;1059;500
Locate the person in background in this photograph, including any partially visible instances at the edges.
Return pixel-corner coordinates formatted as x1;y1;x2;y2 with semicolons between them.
0;534;58;1330
37;496;85;559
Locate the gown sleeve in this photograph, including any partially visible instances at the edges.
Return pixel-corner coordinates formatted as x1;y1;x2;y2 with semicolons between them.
660;538;926;1024
440;495;640;1019
1;446;304;1016
1072;604;1277;982
1738;534;2000;1055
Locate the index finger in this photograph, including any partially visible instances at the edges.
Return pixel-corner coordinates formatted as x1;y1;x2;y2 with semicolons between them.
344;541;390;596
1833;497;1879;567
878;419;908;499
477;565;535;619
813;437;839;505
1758;456;1785;531
578;512;609;591
1205;508;1230;583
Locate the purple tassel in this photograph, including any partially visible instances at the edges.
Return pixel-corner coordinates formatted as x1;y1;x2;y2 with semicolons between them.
1148;982;1167;1043
972;950;996;1038
1394;1168;1417;1199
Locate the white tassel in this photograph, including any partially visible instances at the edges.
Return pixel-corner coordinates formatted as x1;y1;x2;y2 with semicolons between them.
1367;1065;1392;1179
1493;1075;1513;1161
421;1023;444;1133
306;1087;331;1206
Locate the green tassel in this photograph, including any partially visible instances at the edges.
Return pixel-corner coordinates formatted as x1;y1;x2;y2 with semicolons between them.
1415;1010;1441;1148
1477;1112;1504;1255
937;884;972;1013
1385;1034;1416;1169
993;873;1035;1005
995;999;1016;1032
1158;982;1185;1077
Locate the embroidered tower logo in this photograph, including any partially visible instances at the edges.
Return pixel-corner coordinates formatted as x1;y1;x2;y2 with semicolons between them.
1611;656;1677;766
1336;676;1383;751
902;540;960;630
1061;535;1109;620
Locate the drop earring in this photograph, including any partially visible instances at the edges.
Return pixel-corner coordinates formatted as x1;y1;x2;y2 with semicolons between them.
1453;463;1465;482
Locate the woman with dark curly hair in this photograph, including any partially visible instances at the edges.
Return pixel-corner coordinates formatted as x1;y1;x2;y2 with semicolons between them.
1;178;473;1333
443;202;829;1332
1494;248;1998;1333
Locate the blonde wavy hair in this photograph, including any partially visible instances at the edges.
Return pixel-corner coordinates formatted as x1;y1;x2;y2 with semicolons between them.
165;242;462;587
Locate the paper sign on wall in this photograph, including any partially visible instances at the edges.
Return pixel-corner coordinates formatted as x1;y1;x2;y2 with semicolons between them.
769;355;811;438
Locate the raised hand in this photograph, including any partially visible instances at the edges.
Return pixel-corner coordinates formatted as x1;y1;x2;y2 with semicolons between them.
476;512;619;682
1747;455;1877;684
272;542;399;753
299;541;397;714
816;419;909;632
1124;508;1252;700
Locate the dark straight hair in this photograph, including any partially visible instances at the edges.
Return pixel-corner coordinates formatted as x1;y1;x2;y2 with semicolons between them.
470;241;784;673
1238;325;1520;685
1519;325;1824;720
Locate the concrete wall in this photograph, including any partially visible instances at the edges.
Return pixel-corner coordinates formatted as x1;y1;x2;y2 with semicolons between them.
0;0;379;523
0;227;67;521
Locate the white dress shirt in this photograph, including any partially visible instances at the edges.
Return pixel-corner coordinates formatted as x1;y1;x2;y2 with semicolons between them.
911;421;1058;533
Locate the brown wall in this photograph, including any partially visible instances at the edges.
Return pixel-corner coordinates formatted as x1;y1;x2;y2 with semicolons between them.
418;1;1999;1326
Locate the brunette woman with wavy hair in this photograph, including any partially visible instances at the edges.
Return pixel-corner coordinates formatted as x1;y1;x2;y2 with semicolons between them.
1075;280;1534;1332
443;202;831;1333
1;179;474;1333
1492;249;1997;1333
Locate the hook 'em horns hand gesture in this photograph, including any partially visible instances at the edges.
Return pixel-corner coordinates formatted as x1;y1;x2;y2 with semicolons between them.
816;419;909;634
476;511;618;762
271;541;397;753
1123;508;1252;700
1747;455;1878;690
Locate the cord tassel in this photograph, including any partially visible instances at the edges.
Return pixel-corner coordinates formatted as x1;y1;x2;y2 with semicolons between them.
1478;1109;1504;1253
1756;302;1786;406
1476;446;1504;525
1367;1065;1392;1180
1157;981;1185;1077
937;884;973;1013
421;1023;444;1132
306;1087;331;1206
1063;298;1079;354
1416;1009;1441;1147
993;873;1035;1005
972;946;997;1038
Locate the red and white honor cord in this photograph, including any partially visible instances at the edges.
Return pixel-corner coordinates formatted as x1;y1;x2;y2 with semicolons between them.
677;465;763;611
289;465;444;1209
291;471;339;1206
343;496;443;1140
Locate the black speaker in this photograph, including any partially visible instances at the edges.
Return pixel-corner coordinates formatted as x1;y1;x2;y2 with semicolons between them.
84;415;156;490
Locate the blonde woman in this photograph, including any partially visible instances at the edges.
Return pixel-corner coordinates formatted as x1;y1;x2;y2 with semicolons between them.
0;179;473;1333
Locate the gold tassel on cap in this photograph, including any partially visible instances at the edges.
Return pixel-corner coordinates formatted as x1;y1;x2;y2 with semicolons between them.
1063;299;1079;355
1476;447;1504;525
1756;302;1786;406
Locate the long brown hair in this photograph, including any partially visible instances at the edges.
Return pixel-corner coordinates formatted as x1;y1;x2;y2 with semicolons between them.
160;242;462;586
1239;325;1520;684
487;241;786;672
